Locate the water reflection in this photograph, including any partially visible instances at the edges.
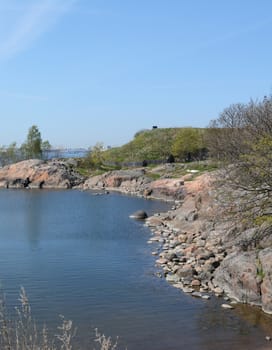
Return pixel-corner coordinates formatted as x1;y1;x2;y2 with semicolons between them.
196;299;272;349
235;303;272;335
25;191;42;248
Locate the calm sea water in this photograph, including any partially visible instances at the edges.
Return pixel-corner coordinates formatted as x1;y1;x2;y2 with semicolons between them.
0;189;271;349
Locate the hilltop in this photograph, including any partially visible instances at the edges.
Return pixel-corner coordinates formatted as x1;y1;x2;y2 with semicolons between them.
102;127;207;165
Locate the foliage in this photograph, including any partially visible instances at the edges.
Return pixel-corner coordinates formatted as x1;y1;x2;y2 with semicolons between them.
76;128;209;172
41;140;52;151
171;128;206;161
145;172;161;180
207;96;272;224
19;125;51;160
104;128;207;165
133;129;149;138
0;142;19;166
80;142;105;170
21;125;43;159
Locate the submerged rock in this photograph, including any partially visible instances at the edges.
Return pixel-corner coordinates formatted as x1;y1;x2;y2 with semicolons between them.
221;304;234;310
129;210;148;220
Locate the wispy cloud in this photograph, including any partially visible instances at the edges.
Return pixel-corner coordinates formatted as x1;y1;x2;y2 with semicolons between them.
0;0;77;61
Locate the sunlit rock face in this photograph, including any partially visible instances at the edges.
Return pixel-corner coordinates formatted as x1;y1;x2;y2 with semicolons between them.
0;159;84;189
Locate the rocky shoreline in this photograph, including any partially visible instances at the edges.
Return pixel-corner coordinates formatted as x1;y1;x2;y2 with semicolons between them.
82;165;272;315
144;174;272;316
81;168;186;201
144;175;231;300
1;159;272;316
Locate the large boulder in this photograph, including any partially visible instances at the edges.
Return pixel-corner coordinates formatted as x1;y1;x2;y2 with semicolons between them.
83;169;151;193
0;159;84;189
213;251;261;305
259;248;272;314
149;178;185;200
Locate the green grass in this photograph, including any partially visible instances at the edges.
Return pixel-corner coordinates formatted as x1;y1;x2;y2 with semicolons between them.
76;167;91;177
76;127;213;174
146;172;161;180
144;161;218;181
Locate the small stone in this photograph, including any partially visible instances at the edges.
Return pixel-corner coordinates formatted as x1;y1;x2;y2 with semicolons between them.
191;291;202;298
173;283;183;289
200;287;207;293
164;252;177;261
156;258;168;265
221;304;234;309
182;287;194;293
166;274;180;283
172;265;180;273
265;336;271;341
191;279;201;287
149;237;160;242
151;251;158;255
183;280;191;286
214;287;224;295
201;295;211;300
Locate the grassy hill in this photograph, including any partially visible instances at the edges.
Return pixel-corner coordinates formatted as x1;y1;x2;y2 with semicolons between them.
103;127;207;164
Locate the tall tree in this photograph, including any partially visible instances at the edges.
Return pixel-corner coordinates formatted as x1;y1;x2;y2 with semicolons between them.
207;96;272;224
21;125;42;159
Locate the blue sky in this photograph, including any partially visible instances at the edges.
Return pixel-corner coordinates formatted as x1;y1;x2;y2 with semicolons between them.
0;0;272;148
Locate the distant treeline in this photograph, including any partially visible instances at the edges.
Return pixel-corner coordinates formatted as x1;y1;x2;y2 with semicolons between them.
0;124;88;166
0;147;88;166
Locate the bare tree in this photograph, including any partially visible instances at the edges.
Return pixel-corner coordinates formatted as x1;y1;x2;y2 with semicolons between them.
207;96;272;224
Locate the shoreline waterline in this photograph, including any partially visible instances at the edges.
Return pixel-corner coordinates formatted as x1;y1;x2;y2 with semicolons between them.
0;189;271;349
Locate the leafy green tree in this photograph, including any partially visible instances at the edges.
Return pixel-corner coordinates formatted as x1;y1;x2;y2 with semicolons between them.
172;128;204;161
91;142;105;167
41;140;51;151
85;142;105;169
21;125;42;159
0;142;18;165
103;128;195;164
